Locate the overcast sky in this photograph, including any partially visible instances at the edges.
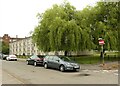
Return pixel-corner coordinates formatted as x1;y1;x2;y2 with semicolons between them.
0;0;99;38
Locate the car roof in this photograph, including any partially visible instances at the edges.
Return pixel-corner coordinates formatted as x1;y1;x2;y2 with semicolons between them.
9;55;16;56
31;55;44;58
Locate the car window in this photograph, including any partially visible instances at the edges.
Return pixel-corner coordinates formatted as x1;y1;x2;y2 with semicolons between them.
45;56;49;59
30;55;38;59
60;56;71;62
37;55;44;58
53;56;59;61
48;56;54;60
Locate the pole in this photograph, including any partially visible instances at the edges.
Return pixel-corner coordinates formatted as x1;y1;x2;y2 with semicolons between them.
98;38;105;66
101;44;104;65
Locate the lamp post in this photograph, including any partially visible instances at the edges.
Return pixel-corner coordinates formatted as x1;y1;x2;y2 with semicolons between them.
98;38;105;66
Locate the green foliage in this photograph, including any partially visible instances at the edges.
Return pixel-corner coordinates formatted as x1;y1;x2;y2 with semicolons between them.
91;2;119;50
32;1;118;52
2;42;9;54
69;54;118;64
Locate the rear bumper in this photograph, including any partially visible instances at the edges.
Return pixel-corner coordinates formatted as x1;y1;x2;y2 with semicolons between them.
36;61;43;65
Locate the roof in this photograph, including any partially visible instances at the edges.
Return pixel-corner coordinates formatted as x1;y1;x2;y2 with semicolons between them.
9;36;32;43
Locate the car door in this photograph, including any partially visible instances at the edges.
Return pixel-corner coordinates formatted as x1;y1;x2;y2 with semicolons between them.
28;56;34;64
52;56;60;69
47;56;54;68
27;57;32;64
31;57;35;65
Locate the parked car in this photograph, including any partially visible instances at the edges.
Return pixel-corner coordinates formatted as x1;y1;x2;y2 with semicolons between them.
2;54;8;60
6;55;17;61
0;53;8;60
0;53;2;59
43;55;80;72
26;55;44;66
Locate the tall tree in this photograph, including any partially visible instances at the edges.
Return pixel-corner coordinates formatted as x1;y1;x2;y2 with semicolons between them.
32;1;119;55
2;41;9;54
32;1;93;54
90;2;119;51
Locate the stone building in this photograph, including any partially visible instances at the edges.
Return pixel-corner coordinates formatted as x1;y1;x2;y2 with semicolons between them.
9;36;65;56
9;37;42;55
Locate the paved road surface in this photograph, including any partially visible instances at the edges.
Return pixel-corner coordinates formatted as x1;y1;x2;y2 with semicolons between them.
0;60;2;85
1;59;118;84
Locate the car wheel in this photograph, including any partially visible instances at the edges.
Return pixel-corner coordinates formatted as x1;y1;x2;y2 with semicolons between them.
27;61;29;65
6;58;9;61
34;62;37;66
60;65;65;72
76;69;80;72
44;63;48;69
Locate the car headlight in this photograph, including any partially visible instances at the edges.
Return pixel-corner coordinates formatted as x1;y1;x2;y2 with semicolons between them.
66;63;72;67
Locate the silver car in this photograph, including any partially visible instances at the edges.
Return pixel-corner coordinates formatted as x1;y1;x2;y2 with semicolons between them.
43;55;80;72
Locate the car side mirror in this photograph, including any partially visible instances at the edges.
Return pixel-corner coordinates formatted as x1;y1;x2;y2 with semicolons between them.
56;60;59;62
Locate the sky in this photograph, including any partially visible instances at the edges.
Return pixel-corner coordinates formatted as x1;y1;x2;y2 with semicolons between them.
0;0;100;38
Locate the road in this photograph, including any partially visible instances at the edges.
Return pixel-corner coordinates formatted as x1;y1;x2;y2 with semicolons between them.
0;60;2;85
1;59;118;84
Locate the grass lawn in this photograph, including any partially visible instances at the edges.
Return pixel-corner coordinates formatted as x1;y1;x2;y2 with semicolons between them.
17;55;30;59
69;54;118;64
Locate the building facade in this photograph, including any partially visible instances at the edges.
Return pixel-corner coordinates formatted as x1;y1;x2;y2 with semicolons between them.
9;36;65;56
9;37;41;55
0;34;26;54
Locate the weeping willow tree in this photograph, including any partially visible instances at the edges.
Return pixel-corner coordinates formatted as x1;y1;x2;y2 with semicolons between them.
32;1;93;55
32;1;119;55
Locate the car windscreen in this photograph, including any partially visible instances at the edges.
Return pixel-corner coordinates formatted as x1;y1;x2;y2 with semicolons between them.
37;55;44;58
60;56;71;62
31;55;39;59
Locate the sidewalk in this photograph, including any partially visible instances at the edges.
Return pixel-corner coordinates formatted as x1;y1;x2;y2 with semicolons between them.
17;58;26;62
81;61;119;70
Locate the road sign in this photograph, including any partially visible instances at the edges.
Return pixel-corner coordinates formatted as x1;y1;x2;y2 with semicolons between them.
99;40;104;45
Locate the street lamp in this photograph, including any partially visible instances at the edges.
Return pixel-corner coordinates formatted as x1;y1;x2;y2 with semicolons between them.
98;38;105;66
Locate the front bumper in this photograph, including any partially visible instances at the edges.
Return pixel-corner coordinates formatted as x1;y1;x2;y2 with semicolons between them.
9;59;17;61
65;66;80;71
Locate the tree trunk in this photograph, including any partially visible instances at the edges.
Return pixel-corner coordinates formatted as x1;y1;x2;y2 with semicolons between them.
100;52;103;60
64;51;68;56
